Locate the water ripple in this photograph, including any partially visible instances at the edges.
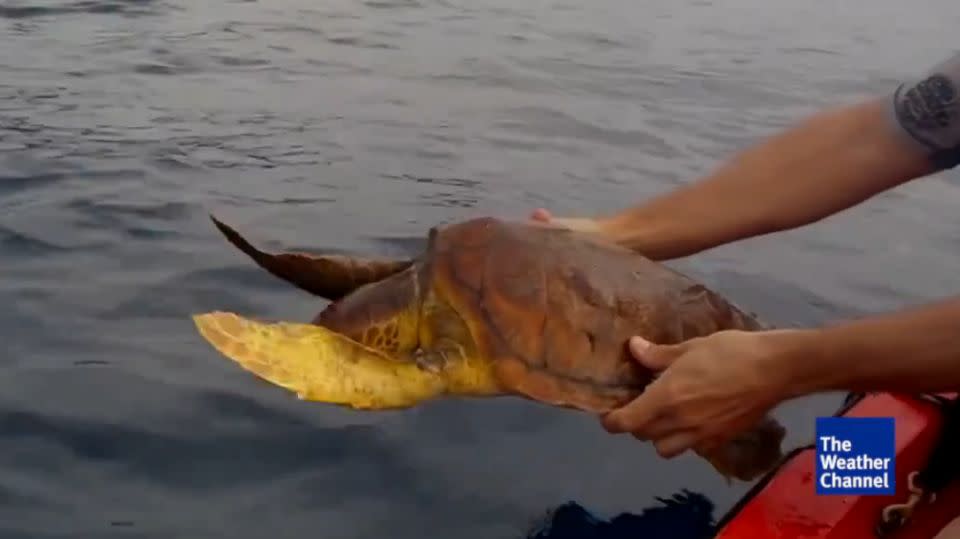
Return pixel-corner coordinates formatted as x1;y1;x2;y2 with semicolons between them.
0;0;162;20
3;0;960;537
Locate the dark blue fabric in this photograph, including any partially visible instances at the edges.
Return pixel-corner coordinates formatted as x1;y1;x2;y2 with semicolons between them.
524;490;716;539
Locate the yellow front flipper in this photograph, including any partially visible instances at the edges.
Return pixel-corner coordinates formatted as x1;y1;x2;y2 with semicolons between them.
192;311;448;410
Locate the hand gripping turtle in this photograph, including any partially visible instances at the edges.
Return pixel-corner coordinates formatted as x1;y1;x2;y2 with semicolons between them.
193;215;787;482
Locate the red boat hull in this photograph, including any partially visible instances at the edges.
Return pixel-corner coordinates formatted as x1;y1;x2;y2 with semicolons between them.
715;393;960;539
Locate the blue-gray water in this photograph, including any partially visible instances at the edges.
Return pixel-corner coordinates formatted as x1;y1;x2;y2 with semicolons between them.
3;1;960;537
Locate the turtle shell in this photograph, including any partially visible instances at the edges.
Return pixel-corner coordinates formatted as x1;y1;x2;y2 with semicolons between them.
425;217;764;412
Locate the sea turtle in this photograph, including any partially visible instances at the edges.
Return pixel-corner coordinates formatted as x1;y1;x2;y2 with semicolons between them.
193;215;787;482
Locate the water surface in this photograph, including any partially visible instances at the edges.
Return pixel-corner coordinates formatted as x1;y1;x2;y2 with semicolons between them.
3;0;960;537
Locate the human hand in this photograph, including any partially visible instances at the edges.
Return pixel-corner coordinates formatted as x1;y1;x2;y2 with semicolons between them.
529;208;602;233
601;330;800;459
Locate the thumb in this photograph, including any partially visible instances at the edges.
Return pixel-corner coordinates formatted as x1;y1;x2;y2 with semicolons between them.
628;336;682;371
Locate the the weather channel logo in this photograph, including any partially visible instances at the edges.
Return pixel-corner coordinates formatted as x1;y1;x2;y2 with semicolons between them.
815;416;895;495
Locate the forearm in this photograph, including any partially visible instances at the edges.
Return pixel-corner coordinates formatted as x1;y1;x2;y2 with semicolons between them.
776;297;960;397
598;98;936;260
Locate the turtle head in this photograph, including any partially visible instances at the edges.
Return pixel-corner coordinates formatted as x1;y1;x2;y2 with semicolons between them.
698;415;788;482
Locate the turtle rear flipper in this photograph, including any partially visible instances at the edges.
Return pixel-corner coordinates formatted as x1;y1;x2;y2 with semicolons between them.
695;415;787;483
209;214;412;301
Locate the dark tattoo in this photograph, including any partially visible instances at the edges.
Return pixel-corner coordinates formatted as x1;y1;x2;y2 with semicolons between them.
893;70;960;169
897;74;958;132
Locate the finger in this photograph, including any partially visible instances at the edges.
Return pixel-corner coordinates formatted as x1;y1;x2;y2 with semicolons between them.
693;436;726;457
628;336;682;371
627;410;687;441
551;217;600;233
599;412;620;434
530;208;552;222
654;430;702;459
632;422;683;443
600;385;667;434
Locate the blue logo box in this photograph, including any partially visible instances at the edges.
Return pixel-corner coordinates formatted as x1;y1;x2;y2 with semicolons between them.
815;416;896;495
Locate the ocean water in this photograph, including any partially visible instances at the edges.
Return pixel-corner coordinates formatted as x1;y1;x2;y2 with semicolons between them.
2;0;960;537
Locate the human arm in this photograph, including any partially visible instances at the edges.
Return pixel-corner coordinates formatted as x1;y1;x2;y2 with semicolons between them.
595;99;935;259
782;296;960;397
536;54;960;260
588;51;960;457
600;295;960;458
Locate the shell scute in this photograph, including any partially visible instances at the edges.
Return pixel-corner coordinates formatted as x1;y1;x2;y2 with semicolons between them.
426;217;766;414
428;218;665;410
